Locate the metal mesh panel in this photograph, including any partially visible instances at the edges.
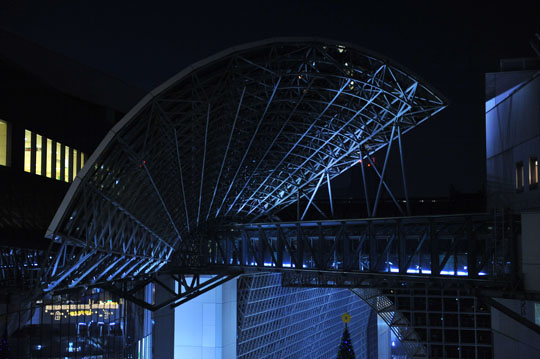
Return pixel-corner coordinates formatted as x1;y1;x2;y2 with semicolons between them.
352;287;426;358
354;285;493;359
237;273;377;359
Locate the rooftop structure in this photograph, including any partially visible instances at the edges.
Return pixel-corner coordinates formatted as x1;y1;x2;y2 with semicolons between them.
44;38;447;294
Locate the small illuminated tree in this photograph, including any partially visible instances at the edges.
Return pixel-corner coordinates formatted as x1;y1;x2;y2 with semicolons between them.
337;312;355;359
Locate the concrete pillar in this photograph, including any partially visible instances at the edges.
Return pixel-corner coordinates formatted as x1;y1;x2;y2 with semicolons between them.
174;276;237;359
377;315;391;359
153;277;175;359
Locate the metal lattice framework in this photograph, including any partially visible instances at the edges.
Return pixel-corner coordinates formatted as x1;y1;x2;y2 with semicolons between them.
40;38;446;294
350;287;426;358
237;273;376;359
205;213;517;287
359;284;494;358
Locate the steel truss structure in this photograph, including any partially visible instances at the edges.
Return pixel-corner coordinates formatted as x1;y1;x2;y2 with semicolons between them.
350;287;426;358
2;38;532;359
206;213;518;288
37;38;446;294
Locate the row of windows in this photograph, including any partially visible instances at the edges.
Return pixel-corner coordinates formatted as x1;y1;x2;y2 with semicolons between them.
24;129;85;182
516;156;538;191
0;119;86;183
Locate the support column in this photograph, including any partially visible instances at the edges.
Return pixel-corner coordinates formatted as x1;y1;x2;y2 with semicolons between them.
174;276;237;359
377;315;391;359
153;276;175;359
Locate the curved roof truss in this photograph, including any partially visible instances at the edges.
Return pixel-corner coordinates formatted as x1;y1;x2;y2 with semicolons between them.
44;38;446;292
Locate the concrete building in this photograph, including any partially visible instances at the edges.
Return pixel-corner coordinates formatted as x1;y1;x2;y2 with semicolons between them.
485;56;540;358
0;29;147;358
486;57;540;212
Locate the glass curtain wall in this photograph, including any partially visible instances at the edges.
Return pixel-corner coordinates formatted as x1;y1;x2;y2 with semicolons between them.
2;289;145;359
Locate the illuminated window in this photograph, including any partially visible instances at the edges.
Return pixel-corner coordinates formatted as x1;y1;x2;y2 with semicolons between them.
73;149;78;180
24;130;32;172
36;134;42;175
64;145;70;182
536;303;540;326
516;161;524;192
46;138;53;178
56;142;61;180
81;152;85;168
529;157;538;189
0;120;7;166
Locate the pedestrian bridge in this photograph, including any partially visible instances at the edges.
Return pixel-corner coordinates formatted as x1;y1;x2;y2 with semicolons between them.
202;213;517;286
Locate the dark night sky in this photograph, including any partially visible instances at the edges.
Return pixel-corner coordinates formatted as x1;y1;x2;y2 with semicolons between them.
2;1;539;198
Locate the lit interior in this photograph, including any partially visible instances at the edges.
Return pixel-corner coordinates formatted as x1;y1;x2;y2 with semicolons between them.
24;129;31;172
73;149;78;181
46;138;53;178
64;145;70;182
36;134;42;175
0;120;6;166
56;142;61;180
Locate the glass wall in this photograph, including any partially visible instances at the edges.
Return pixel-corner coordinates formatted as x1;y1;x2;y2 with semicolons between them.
0;120;7;166
3;289;142;359
23;129;86;183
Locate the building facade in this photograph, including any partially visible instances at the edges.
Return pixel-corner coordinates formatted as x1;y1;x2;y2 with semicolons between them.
485;57;540;358
486;58;540;212
0;29;147;359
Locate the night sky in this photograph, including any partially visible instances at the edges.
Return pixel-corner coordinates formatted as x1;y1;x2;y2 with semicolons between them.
2;1;539;198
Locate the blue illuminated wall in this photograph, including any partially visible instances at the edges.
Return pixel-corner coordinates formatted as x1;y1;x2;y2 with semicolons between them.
485;61;540;359
237;273;377;359
485;69;540;211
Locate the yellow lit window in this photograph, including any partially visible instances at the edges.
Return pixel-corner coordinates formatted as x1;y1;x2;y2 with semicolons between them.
64;145;70;182
36;134;42;175
24;129;32;172
56;142;62;180
73;149;78;180
81;152;85;168
46;138;53;178
0;120;7;166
